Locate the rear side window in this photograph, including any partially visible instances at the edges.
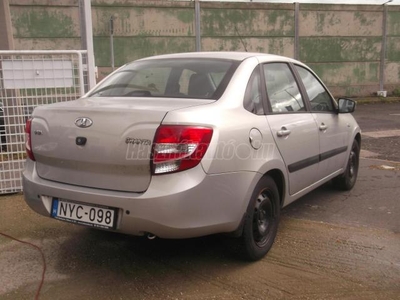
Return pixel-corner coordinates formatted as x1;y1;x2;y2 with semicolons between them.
295;65;334;112
263;63;305;113
244;67;264;115
89;59;238;100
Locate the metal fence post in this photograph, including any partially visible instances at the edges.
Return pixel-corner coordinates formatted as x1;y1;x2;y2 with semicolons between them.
81;0;97;91
379;3;389;95
110;16;115;71
0;0;14;50
77;52;86;97
195;0;201;52
294;2;300;60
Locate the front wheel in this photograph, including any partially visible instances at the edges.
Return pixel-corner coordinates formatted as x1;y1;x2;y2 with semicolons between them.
333;139;360;190
236;176;281;261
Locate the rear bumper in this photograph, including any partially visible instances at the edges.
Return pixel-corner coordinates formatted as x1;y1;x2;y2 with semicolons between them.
22;160;260;239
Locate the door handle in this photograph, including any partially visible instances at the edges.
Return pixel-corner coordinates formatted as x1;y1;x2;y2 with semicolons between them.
277;127;291;137
319;123;328;131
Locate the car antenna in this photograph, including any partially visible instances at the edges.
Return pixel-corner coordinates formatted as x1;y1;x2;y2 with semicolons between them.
234;26;248;52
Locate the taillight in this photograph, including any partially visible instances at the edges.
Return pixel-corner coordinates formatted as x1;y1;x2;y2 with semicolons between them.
152;125;213;175
25;118;35;161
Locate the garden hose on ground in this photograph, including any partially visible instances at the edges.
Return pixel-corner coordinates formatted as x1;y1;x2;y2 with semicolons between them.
0;232;46;300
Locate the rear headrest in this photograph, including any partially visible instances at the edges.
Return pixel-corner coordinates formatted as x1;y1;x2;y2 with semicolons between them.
188;73;214;97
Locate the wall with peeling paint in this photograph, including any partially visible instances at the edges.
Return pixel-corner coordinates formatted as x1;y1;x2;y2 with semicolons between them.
6;0;400;97
299;4;386;96
10;0;81;50
92;1;196;75
200;2;295;58
387;10;400;90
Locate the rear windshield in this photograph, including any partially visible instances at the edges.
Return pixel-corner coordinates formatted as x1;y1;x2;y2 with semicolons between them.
89;58;239;100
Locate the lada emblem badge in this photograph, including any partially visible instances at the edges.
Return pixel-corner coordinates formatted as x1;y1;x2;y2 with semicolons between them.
75;117;93;128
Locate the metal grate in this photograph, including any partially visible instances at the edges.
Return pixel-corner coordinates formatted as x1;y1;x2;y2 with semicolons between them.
0;50;88;194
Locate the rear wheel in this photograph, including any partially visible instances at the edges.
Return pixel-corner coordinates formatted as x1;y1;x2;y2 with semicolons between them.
333;139;360;190
236;176;280;261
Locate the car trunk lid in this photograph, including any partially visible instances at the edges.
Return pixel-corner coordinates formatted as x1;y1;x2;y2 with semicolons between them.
31;97;212;192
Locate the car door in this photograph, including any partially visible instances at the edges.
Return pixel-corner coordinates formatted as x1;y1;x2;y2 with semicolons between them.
263;63;320;195
294;65;349;180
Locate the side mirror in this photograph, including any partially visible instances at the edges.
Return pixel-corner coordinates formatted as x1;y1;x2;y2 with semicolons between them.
338;98;356;113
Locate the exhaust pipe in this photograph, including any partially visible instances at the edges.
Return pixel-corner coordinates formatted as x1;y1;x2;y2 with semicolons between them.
146;233;156;240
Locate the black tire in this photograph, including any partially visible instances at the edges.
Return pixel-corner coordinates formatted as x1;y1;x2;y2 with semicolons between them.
333;139;360;191
236;176;280;261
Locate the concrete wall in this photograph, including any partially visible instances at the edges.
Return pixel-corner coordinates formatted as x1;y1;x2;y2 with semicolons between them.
200;2;295;58
91;0;196;77
299;4;384;96
387;7;400;93
9;0;81;50
5;0;400;97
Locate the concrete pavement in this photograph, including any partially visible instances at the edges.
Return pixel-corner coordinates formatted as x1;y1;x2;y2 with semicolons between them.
0;156;399;299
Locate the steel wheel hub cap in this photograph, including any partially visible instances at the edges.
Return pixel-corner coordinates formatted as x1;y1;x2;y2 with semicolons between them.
253;190;275;246
349;151;355;177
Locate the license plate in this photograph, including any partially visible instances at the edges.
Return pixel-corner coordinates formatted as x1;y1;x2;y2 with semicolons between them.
51;199;117;230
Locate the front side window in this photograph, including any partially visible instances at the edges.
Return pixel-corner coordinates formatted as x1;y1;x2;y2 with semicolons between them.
263;63;305;113
89;59;238;100
295;65;334;112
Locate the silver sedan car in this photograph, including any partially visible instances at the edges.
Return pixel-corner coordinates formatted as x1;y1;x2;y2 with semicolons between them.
23;52;361;260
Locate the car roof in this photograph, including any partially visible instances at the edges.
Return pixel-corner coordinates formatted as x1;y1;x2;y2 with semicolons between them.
137;51;298;63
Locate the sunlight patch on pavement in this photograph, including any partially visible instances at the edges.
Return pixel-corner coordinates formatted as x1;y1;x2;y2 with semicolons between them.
363;129;400;138
369;164;400;171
